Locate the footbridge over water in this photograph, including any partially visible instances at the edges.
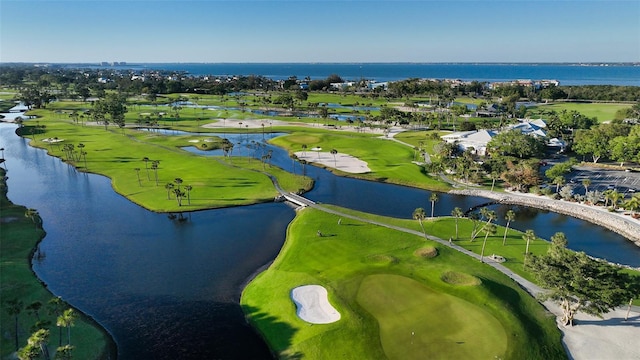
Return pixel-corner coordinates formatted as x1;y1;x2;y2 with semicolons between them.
276;192;316;208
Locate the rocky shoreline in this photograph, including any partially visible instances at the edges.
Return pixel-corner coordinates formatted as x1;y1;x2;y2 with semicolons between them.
450;189;640;248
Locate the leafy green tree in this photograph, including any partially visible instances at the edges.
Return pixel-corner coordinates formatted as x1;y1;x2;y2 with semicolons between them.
530;232;640;326
92;93;127;130
487;130;545;159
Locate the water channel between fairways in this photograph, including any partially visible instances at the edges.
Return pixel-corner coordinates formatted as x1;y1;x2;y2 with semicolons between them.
2;123;639;359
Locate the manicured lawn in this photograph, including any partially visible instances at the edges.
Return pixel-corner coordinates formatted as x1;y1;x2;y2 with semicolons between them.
270;131;451;191
0;169;113;359
357;274;507;360
241;207;565;359
527;102;631;122
20;109;312;212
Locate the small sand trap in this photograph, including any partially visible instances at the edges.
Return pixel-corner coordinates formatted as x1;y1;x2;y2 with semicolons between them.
188;139;200;143
291;285;341;324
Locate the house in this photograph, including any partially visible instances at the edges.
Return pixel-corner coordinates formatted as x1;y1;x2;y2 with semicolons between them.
441;119;562;155
441;129;497;156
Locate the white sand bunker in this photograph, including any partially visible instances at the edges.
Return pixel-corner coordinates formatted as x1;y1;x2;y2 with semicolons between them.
294;151;371;174
42;138;64;143
188;139;200;143
291;285;341;324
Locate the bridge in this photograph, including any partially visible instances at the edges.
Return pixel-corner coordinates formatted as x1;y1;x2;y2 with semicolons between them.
278;192;316;208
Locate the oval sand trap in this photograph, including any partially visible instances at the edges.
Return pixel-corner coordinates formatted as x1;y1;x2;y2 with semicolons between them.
291;285;341;324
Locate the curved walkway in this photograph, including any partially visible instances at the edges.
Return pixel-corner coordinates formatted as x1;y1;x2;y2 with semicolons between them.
268;179;640;360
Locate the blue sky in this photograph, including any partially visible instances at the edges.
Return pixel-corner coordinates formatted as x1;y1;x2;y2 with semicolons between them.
1;0;638;63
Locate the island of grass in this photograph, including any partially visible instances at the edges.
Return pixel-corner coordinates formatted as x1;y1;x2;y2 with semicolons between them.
0;169;115;359
241;207;565;359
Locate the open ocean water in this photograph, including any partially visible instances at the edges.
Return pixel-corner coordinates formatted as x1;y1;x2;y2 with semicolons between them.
76;62;640;86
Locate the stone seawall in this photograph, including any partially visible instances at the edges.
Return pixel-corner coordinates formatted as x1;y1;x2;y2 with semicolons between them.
450;189;640;247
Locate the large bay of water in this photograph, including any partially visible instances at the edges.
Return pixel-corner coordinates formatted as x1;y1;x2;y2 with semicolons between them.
69;62;640;86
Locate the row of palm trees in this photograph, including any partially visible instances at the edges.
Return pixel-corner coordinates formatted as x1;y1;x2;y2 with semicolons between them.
4;297;76;360
165;178;193;206
414;202;527;264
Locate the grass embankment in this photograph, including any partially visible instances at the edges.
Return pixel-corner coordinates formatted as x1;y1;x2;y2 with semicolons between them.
0;169;114;359
241;207;565;360
269;131;451;191
21;109;312;212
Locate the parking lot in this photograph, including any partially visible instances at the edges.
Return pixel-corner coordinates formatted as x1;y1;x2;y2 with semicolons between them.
569;166;639;197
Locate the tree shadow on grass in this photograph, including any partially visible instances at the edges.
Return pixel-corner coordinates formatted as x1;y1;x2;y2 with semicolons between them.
241;304;302;359
480;277;567;359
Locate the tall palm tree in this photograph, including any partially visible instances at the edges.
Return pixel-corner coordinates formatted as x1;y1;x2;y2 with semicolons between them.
142;157;150;180
56;308;76;346
480;223;497;262
5;298;23;350
25;208;40;229
503;209;516;245
26;301;42;321
47;297;65;347
134;168;141;186
174;177;183;191
429;193;439;217
412;208;427;238
165;183;174;199
331;149;338;168
27;328;50;360
301;144;307;157
469;212;480;241
451;207;463;239
522;229;536;269
184;185;192;205
54;344;74;360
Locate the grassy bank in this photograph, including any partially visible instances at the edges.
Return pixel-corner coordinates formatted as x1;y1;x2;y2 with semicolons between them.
0;169;115;359
20;109;313;212
241;207;564;359
269;131;451;191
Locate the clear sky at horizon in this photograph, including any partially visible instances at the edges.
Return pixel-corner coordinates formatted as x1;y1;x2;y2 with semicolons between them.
1;0;639;63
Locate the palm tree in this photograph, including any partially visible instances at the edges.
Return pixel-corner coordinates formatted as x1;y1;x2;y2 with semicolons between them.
301;144;307;157
522;229;536;269
553;176;565;193
174;177;183;191
26;328;50;360
480;223;497;262
26;301;42;321
330;149;338;168
503;209;516;245
54;344;74;360
469;212;480;241
623;195;640;215
609;190;624;210
412;207;427;238
5;298;23;350
56;308;76;346
25;208;40;228
173;188;185;206
451;207;463;239
134;168;142;186
184;185;192;205
151;160;160;186
582;178;591;194
142;157;150;180
429;192;439;217
165;183;174;199
47;297;65;347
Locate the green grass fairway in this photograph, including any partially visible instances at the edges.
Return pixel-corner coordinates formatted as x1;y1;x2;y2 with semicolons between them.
528;102;631;122
242;207;565;359
357;274;507;360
